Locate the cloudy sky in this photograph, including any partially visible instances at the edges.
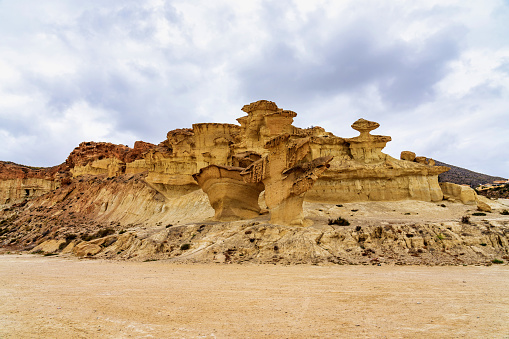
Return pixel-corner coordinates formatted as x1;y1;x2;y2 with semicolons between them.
1;0;508;177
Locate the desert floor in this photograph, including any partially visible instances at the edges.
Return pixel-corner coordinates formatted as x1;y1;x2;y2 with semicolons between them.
1;255;508;338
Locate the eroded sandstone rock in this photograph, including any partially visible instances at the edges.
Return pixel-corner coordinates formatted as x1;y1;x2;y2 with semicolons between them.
0;100;453;213
307;119;449;203
193;165;264;221
0;161;62;205
440;182;477;205
400;151;416;162
241;134;333;225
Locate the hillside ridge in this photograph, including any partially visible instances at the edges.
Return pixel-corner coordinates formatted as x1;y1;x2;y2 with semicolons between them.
436;160;506;187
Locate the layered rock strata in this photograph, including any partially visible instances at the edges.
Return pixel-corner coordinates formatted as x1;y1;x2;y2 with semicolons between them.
0;162;63;205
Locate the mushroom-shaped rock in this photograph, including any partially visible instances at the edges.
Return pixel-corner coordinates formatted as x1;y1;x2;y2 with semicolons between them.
351;118;380;138
345;119;391;163
193;165;264;221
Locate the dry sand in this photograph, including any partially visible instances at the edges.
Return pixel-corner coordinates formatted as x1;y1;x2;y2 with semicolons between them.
1;255;508;338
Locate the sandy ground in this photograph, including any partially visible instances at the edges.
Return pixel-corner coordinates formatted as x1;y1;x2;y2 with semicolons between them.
1;255;508;338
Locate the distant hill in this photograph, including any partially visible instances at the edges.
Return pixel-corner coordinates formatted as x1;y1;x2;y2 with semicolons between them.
436;161;506;188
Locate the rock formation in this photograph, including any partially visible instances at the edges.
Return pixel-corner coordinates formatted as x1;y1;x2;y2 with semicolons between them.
306;119;449;203
193;165;264;221
1;100;451;216
241;134;333;225
440;181;493;212
0;161;63;205
3;99;509;266
400;151;416;162
440;182;477;205
69;141;154;178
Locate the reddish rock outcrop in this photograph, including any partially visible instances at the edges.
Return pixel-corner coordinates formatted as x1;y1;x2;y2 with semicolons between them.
66;141;153;168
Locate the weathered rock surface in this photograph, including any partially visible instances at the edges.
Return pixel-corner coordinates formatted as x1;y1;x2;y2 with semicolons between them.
2;100;451;209
440;182;477;205
193;165;264;221
241;134;333;225
58;101;449;206
400;151;416;162
4;99;506;265
476;198;492;212
0;161;63;205
1;172;508;265
306;119;449;203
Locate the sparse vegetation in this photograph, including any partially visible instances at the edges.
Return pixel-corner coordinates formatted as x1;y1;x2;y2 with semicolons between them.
491;259;504;264
328;217;350;226
180;243;191;251
480;243;487;246
436;234;445;240
461;216;470;224
501;210;509;215
472;212;486;216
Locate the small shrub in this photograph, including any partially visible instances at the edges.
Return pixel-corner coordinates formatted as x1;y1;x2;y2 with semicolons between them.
461;216;470;224
480;243;487;246
437;234;445;240
336;204;343;207
118;230;126;234
43;253;58;257
440;204;446;208
180;243;191;251
351;209;358;212
328;217;350;226
501;210;509;215
472;212;486;216
491;259;504;264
